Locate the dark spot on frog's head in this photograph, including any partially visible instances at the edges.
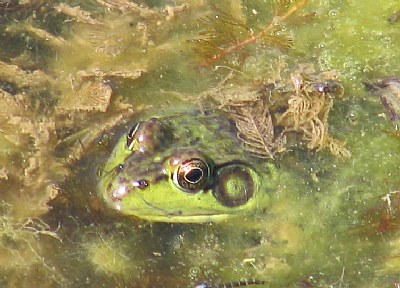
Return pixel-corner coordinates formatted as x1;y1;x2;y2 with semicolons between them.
107;182;113;192
190;137;200;145
127;118;172;154
155;174;168;183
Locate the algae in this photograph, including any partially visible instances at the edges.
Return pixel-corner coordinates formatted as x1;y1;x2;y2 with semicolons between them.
0;0;399;288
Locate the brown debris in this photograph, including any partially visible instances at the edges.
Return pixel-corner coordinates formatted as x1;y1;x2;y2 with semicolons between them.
0;168;9;180
1;112;59;218
277;91;332;128
76;68;146;81
6;24;66;48
57;68;146;113
86;27;125;56
211;85;262;108
168;72;262;109
176;68;350;158
0;61;52;90
0;89;35;149
95;0;158;17
60;108;139;161
0;83;60;218
54;3;102;25
275;73;350;157
364;77;400;124
163;4;189;21
25;25;66;47
0;89;30;117
228;100;286;159
64;80;112;113
388;11;400;24
6;116;58;181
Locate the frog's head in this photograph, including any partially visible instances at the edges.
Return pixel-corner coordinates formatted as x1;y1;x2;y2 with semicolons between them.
98;113;268;223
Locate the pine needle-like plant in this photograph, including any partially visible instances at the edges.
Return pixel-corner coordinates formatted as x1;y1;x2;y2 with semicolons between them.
190;0;308;66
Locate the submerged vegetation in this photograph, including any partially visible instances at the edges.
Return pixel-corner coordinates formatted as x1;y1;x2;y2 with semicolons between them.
173;65;349;158
0;0;399;287
190;0;307;66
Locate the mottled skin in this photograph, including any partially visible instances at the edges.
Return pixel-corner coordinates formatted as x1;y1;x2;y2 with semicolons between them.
98;111;270;223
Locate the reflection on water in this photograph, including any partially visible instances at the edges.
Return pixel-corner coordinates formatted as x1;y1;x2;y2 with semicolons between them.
0;0;400;287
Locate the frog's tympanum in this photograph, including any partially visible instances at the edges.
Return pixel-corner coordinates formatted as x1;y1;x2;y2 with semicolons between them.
98;112;268;223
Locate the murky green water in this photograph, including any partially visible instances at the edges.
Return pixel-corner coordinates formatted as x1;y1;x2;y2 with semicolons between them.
0;0;400;287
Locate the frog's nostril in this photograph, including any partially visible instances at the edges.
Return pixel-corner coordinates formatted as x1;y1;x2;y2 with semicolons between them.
134;179;148;189
109;179;148;201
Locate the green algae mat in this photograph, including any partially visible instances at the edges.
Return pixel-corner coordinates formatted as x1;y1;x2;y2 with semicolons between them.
0;1;400;287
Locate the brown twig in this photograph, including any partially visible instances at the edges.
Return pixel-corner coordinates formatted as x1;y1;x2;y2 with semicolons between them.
201;0;308;66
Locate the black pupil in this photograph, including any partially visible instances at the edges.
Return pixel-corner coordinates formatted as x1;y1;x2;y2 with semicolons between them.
185;168;203;183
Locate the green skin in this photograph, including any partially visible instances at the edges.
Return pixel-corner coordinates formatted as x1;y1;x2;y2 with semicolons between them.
98;112;273;223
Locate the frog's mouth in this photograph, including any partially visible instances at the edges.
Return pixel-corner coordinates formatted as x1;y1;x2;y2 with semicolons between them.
125;195;245;223
138;213;235;223
108;188;258;223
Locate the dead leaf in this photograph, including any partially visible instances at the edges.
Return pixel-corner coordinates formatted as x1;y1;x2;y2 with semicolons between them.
228;100;286;159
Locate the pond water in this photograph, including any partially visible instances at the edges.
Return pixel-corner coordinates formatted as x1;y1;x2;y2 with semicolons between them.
0;0;400;287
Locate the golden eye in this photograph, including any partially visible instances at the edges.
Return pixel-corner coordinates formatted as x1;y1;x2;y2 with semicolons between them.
173;158;210;193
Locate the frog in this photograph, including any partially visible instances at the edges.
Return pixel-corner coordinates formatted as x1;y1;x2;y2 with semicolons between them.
96;70;346;223
98;110;273;223
45;76;348;287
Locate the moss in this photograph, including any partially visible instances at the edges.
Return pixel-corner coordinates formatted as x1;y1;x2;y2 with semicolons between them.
1;0;400;287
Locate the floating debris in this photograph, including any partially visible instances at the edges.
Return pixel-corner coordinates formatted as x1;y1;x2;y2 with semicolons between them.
60;80;113;113
54;3;102;25
76;68;146;81
227;100;286;159
169;67;349;158
364;77;400;124
195;278;268;288
0;60;52;90
6;23;66;48
95;0;159;17
388;11;400;24
56;68;146;113
277;72;350;157
163;4;189;21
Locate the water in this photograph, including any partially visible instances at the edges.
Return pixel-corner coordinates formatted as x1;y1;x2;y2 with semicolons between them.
0;1;400;287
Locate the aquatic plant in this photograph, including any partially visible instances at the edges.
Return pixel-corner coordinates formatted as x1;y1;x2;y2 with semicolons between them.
0;202;62;285
190;0;308;66
171;66;350;158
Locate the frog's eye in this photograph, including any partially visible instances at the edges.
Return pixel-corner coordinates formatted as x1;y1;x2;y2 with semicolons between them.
213;164;257;207
173;158;210;193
